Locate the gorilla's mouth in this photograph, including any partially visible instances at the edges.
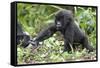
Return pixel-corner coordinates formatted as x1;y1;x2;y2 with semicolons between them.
56;22;62;30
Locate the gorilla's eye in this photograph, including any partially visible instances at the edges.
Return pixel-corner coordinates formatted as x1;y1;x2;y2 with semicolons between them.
56;15;64;20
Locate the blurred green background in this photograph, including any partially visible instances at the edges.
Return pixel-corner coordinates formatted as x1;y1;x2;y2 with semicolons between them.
17;3;97;64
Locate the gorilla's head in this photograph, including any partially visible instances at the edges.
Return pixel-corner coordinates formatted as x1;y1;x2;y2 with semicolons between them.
55;9;73;30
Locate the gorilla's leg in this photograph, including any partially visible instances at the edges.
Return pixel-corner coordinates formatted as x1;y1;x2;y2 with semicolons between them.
82;37;94;52
63;25;74;52
63;40;71;52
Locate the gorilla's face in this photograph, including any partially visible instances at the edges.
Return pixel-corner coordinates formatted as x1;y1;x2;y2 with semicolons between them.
55;15;64;30
55;10;73;30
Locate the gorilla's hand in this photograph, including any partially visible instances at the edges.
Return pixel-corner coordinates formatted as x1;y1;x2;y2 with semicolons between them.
29;39;39;47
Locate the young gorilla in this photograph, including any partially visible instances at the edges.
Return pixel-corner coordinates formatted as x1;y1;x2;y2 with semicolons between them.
32;9;94;52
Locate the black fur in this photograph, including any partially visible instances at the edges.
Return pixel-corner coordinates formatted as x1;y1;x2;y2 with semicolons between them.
17;23;31;47
31;10;94;52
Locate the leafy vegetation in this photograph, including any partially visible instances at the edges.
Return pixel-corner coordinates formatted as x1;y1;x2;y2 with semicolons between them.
17;3;97;64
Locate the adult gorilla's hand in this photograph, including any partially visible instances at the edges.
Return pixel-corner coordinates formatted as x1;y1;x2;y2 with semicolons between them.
29;39;39;47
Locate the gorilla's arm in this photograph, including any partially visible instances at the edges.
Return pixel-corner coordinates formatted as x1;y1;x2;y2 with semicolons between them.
17;22;31;47
34;23;57;42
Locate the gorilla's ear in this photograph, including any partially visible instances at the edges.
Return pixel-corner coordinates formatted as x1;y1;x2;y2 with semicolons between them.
64;15;73;25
